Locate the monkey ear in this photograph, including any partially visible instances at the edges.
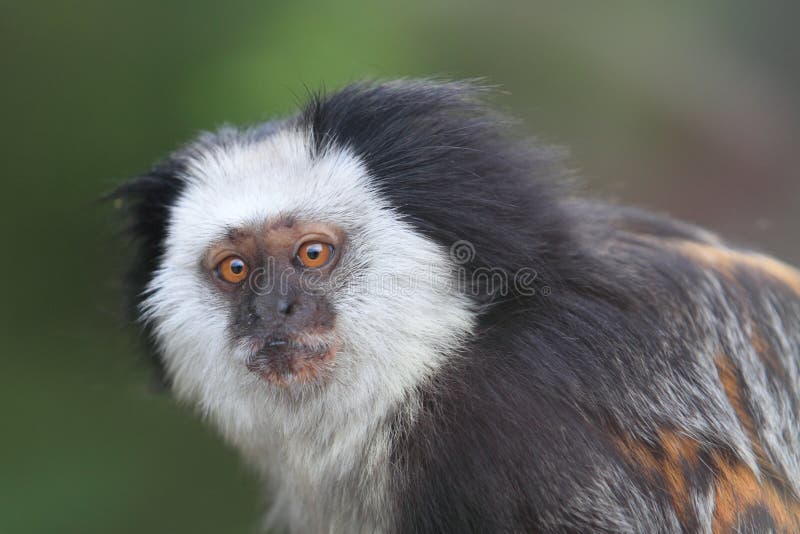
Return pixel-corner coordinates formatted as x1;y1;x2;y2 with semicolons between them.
109;157;188;390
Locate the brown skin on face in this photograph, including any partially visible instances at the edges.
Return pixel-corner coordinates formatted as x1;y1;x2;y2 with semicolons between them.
203;218;345;386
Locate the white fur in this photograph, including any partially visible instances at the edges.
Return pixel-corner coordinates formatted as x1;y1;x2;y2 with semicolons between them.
141;128;476;532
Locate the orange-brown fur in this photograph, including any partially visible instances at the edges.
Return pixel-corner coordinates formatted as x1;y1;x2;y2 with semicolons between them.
615;356;800;534
614;430;699;527
671;240;800;295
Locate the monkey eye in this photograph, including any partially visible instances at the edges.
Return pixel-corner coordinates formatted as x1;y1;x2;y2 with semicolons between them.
216;256;249;283
297;241;334;269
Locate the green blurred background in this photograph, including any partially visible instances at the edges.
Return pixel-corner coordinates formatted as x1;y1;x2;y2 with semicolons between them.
1;1;798;533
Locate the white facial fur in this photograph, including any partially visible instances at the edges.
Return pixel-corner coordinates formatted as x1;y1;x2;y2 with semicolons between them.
140;127;476;532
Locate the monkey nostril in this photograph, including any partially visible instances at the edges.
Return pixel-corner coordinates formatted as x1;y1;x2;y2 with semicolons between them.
277;298;295;316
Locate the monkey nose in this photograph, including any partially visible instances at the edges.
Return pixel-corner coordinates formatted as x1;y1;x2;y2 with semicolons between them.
276;297;296;316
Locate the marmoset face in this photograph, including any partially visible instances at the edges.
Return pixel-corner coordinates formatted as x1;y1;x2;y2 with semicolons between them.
140;128;474;425
203;218;344;386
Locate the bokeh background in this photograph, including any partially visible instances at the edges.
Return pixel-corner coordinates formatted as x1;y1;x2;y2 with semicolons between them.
1;1;798;533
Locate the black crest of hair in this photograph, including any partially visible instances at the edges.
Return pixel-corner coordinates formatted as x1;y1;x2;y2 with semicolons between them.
117;80;800;531
112;153;187;386
299;80;592;303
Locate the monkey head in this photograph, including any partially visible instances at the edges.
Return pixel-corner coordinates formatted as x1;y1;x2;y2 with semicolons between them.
124;124;476;446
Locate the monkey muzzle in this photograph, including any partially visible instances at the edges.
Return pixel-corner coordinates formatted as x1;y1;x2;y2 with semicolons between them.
244;335;336;387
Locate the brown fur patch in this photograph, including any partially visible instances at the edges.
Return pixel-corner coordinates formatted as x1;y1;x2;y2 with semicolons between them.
670;240;800;295
660;431;701;522
713;355;800;532
715;355;759;447
615;421;800;531
749;325;786;378
716;354;787;485
710;450;800;533
614;429;699;526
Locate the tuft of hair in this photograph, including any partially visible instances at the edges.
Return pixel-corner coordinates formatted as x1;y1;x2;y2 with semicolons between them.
112;156;187;385
298;80;576;295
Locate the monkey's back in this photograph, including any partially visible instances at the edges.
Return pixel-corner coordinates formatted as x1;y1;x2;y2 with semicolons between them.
394;203;800;533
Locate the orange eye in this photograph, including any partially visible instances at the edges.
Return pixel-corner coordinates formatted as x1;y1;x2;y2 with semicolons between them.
216;256;249;283
297;241;334;268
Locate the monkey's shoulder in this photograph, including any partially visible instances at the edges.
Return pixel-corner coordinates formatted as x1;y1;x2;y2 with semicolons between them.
576;200;800;306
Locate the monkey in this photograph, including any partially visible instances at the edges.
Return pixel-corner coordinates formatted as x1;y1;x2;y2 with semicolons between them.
115;80;800;533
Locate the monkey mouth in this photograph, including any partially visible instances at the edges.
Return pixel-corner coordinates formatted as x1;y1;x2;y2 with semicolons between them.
244;336;336;387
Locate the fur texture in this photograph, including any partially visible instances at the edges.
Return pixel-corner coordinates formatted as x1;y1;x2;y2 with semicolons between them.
117;80;800;533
